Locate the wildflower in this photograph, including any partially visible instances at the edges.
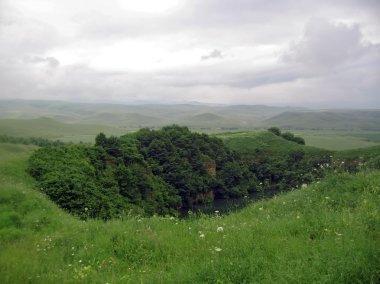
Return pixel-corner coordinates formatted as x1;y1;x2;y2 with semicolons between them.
169;216;175;220
301;184;308;188
214;210;219;214
199;234;205;238
84;207;88;211
297;215;300;219
259;207;263;210
325;196;330;199
214;247;222;252
216;227;224;233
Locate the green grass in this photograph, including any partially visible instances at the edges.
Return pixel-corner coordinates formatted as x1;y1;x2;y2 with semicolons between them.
334;145;380;160
0;143;379;283
0;117;127;143
215;131;328;156
264;110;380;130
292;130;380;151
215;130;380;151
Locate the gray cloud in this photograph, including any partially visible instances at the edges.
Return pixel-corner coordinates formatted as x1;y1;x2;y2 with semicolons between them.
24;56;60;68
284;18;372;70
0;0;379;107
201;49;223;60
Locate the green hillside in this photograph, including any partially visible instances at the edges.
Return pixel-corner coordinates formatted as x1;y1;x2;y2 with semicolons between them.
265;110;380;130
81;112;163;128
0;143;379;283
0;117;126;143
215;131;326;155
180;113;238;129
292;130;380;150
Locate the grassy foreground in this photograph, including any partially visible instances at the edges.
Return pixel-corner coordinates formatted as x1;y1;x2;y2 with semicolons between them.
0;143;379;283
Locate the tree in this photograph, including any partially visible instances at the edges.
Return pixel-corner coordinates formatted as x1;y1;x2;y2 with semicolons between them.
268;127;281;136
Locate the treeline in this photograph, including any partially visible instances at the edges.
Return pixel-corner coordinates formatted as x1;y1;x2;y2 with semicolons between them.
268;127;305;145
28;126;258;219
0;135;64;147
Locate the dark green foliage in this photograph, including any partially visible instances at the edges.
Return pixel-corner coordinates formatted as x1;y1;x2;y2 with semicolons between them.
0;135;64;147
267;128;306;145
28;126;254;218
28;145;130;219
134;125;255;205
281;131;305;145
267;127;281;136
224;132;331;191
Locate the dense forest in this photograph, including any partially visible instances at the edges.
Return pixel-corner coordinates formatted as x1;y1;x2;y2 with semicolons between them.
28;126;332;219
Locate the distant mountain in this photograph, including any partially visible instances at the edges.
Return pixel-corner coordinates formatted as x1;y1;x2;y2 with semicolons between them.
264;110;380;130
0;100;302;129
2;100;379;131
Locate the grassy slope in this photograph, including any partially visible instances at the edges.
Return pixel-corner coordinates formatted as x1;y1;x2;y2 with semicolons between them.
292;130;380;151
334;144;380;159
264;110;380;130
0;117;127;143
216;130;380;152
215;131;328;156
0;143;379;283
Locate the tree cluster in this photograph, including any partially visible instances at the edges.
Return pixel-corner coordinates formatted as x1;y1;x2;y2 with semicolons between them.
0;135;64;147
28;126;256;219
268;127;305;145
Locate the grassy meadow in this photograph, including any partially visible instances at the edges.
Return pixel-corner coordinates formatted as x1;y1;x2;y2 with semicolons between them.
0;143;379;283
0;117;127;143
292;130;380;150
215;130;380;151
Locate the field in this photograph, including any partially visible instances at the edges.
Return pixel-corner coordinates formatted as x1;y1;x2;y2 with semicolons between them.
0;117;127;143
0;143;379;283
292;130;380;150
215;130;380;151
2;116;380;151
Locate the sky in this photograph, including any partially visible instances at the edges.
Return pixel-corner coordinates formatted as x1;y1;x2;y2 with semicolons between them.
0;0;379;107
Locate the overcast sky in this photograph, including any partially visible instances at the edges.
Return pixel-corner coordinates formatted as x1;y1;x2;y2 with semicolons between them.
1;0;379;107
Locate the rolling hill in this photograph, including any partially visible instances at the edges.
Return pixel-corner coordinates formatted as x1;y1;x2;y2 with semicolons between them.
0;100;304;129
0;117;126;142
264;110;380;130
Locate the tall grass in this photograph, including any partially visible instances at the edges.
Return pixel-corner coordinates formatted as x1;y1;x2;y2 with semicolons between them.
0;143;379;283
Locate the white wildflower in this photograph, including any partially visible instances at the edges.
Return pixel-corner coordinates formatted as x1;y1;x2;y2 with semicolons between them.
216;227;224;233
214;247;222;252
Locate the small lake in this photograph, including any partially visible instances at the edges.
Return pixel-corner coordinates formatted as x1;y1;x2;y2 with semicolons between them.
180;189;279;217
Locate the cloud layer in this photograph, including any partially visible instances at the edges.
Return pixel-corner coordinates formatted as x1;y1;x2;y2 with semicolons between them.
0;0;379;107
